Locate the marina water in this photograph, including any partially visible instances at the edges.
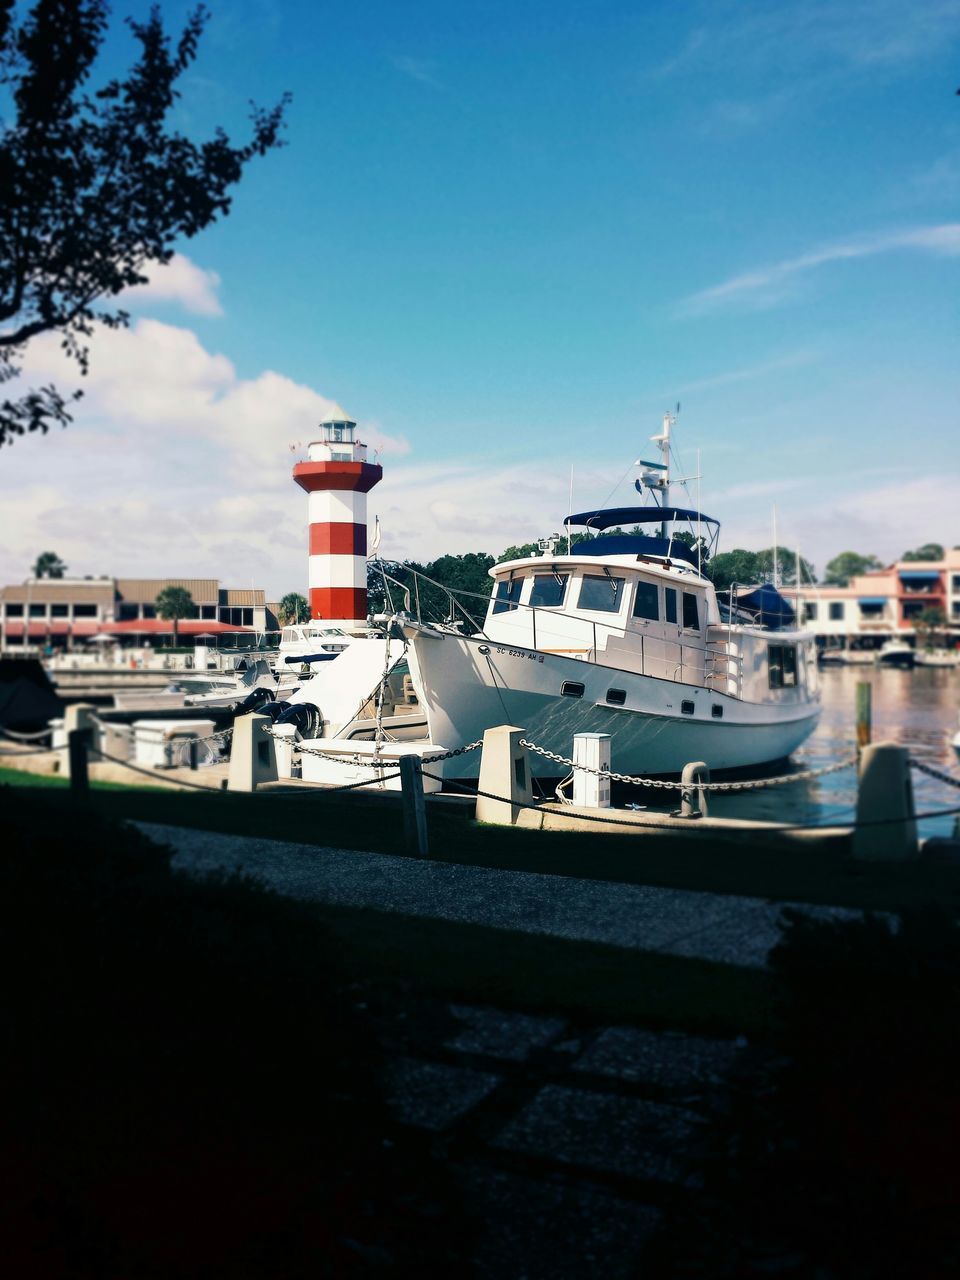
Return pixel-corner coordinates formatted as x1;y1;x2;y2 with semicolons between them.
709;666;960;837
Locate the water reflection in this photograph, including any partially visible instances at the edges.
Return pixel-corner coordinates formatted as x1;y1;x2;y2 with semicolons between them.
709;666;960;837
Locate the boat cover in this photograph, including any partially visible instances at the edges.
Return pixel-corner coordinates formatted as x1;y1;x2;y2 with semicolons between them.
574;533;701;568
565;505;720;530
737;584;796;631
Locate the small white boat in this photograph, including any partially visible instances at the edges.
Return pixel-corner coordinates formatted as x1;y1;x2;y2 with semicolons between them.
875;639;916;669
392;413;821;779
112;658;277;712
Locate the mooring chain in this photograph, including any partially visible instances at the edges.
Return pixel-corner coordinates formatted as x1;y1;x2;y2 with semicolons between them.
910;757;960;790
518;738;857;792
262;729;482;769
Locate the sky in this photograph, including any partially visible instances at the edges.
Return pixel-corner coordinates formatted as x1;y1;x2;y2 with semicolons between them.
2;0;960;595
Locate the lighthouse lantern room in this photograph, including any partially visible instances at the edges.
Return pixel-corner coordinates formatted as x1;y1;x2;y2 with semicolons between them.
293;411;382;624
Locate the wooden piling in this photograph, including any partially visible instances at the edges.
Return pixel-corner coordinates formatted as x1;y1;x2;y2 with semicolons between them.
68;728;92;797
399;754;429;857
855;681;872;753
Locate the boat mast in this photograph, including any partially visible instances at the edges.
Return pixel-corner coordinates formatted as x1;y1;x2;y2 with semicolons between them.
650;411;673;539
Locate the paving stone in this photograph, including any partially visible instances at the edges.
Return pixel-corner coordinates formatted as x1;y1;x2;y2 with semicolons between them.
572;1026;741;1092
491;1085;703;1184
446;1004;567;1061
383;1057;501;1131
457;1163;662;1279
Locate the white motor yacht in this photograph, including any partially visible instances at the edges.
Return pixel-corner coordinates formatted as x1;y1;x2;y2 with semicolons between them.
391;414;821;779
875;638;916;669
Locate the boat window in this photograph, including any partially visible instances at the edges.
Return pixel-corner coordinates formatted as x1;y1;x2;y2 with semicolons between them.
577;574;625;613
682;592;700;631
664;587;678;625
561;680;585;699
681;700;695;715
606;688;626;705
712;704;723;719
492;578;523;614
768;644;798;689
632;580;659;621
530;573;569;609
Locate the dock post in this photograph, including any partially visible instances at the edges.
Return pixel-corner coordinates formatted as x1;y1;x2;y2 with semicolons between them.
188;739;199;771
227;713;278;792
476;726;533;825
855;681;872;754
399;754;429;856
63;703;98;777
678;761;709;818
68;728;92;797
853;741;917;860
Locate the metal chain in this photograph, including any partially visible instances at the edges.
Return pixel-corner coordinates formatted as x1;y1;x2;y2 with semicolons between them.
518;738;857;792
263;727;482;768
910;757;960;789
0;725;53;742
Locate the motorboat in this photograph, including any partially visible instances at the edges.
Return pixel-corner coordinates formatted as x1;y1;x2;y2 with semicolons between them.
875;638;916;669
111;658;278;712
389;413;821;779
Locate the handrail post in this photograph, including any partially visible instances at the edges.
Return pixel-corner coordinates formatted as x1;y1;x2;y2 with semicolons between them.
68;727;92;798
532;605;537;651
399;754;429;856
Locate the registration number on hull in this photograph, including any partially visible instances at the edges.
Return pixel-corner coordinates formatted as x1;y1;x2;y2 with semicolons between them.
495;647;545;663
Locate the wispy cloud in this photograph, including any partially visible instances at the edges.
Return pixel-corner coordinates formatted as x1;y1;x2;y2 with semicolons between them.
679;223;960;315
125;253;224;317
669;351;818;396
391;55;443;90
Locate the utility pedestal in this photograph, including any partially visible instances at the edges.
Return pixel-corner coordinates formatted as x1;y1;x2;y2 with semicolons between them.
476;725;533;825
854;741;918;860
572;733;611;808
227;713;278;792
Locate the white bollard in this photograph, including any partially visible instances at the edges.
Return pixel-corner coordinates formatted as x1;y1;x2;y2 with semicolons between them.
854;741;918;860
227;712;279;792
476;725;533;825
572;733;611;808
271;722;300;779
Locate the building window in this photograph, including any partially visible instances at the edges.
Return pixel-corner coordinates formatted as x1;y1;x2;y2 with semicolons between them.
682;592;700;631
829;602;845;621
4;603;24;617
859;602;884;616
769;644;798;689
242;608;253;626
51;603;69;617
632;580;659;621
902;601;923;620
73;604;98;617
803;602;818;622
118;603;139;621
492;579;523;615
664;588;678;625
529;573;568;609
29;603;45;617
953;574;960;593
201;604;217;620
142;604;156;619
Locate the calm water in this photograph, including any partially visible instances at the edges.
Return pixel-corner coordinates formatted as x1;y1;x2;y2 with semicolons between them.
708;666;960;837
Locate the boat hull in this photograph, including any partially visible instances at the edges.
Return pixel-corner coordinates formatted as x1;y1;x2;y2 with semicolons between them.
405;628;821;779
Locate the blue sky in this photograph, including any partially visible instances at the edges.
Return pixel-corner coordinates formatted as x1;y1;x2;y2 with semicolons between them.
3;0;959;593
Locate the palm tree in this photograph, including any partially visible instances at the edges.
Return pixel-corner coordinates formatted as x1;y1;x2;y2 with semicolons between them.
33;551;67;578
278;592;309;625
155;585;195;648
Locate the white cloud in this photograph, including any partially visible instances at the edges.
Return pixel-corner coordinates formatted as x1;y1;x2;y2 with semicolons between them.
125;252;224;316
390;55;443;89
680;223;960;314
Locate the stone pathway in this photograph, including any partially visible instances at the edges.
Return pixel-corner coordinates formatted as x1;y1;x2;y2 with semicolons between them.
138;821;858;969
353;986;753;1278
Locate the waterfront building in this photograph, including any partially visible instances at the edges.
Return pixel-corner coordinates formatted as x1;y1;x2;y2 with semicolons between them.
0;577;280;651
782;549;960;649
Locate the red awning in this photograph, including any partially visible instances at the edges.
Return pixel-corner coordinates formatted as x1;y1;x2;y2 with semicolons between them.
97;619;253;636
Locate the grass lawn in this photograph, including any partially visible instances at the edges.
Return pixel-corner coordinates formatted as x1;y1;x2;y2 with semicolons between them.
3;765;959;915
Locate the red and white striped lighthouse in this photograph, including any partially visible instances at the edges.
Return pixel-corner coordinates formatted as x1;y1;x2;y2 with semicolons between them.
293;412;382;623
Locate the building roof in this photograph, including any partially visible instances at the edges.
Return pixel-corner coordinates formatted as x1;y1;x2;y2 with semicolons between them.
218;588;266;606
98;619;253;635
0;581;115;605
115;578;219;604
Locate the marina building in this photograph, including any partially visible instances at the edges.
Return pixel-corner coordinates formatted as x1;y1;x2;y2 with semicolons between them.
0;577;279;651
782;549;960;649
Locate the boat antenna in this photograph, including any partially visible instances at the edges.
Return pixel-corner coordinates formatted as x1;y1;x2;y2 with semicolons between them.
567;464;573;555
772;504;780;588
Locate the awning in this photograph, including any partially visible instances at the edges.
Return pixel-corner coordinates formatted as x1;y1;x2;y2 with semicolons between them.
899;571;941;583
97;619;252;636
565;505;720;530
858;597;888;607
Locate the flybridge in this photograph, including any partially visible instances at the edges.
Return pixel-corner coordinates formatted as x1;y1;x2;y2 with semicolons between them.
564;506;720;530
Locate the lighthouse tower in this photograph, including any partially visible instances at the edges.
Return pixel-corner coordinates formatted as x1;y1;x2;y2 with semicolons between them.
293;412;382;624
